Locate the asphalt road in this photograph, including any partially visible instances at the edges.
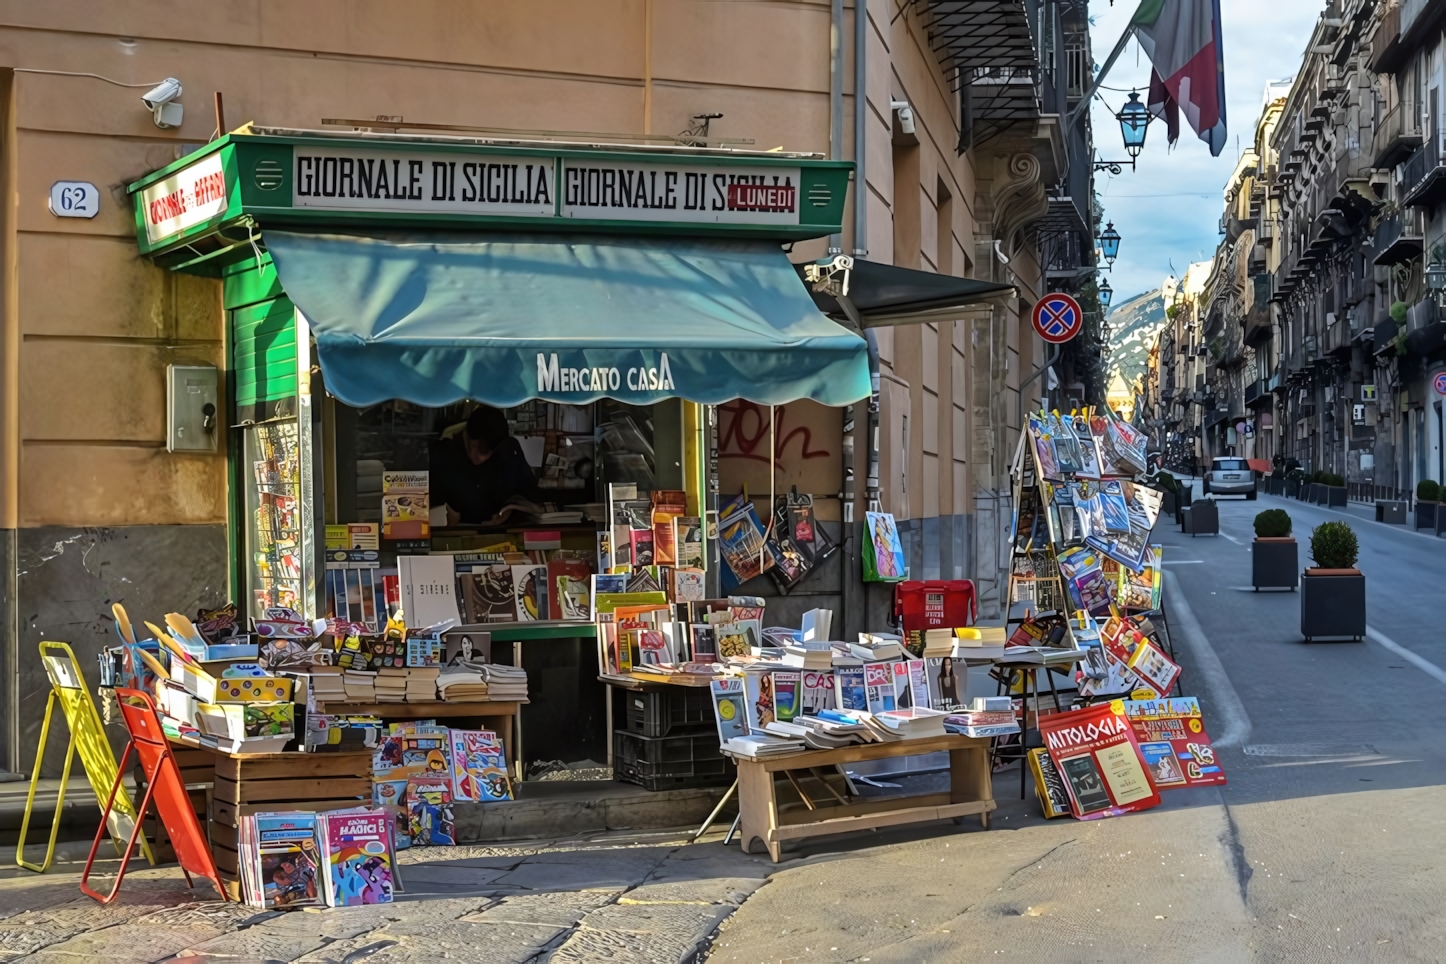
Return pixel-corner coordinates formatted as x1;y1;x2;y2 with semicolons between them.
709;490;1446;962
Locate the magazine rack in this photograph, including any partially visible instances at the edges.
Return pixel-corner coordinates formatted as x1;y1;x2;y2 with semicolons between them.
16;642;155;873
80;688;227;904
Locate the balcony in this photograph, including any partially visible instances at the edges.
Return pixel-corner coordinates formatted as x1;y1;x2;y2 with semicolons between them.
1367;3;1404;74
1373;210;1425;266
1401;0;1446;54
1371;103;1421;169
1402;131;1446;209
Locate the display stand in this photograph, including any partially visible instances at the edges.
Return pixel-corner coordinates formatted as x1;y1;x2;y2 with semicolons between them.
81;689;226;904
17;642;155;873
730;734;995;862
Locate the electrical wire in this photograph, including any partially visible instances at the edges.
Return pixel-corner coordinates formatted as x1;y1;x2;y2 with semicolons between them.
12;69;167;88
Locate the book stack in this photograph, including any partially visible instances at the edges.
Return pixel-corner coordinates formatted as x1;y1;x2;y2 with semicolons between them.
944;696;1021;738
407;667;440;701
479;664;528;701
374;668;408;703
297;672;346;705
781;642;833;670
874;706;950;739
342;670;376;703
723;733;805;758
436;666;489;702
951;626;1007;661
921;629;956;658
850;634;904;662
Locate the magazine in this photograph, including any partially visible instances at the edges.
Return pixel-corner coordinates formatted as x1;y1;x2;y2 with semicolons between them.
512;565;548;621
1122;698;1226;788
1027;748;1072;819
718;496;779;583
863;662;896;714
248;811;322;909
448;729;511;802
743;670;778;731
834;666;867;711
710;677;749;742
799;670;835;715
1039;703;1161;820
773;671;800;722
318;810;396;906
864;512;907;580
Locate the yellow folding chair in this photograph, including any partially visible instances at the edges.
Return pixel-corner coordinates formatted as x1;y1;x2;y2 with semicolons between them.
16;641;156;872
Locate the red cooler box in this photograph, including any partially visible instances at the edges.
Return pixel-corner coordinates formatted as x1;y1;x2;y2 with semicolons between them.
893;580;977;633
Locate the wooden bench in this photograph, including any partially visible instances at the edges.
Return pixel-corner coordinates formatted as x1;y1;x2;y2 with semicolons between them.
731;734;995;862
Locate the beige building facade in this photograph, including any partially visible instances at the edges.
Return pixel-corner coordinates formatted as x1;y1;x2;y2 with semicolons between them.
0;1;1096;772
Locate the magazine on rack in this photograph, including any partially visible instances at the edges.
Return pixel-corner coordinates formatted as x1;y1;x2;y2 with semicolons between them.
1122;697;1227;788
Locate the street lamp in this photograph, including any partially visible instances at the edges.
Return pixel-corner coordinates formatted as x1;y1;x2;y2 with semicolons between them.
1099;222;1121;267
1119;91;1150;159
1098;278;1113;310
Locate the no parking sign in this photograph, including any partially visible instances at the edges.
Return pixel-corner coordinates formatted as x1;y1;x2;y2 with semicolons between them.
1433;371;1446;395
1032;293;1084;344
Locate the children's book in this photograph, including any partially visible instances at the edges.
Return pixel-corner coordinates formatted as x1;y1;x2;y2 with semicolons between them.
448;729;512;802
512;564;548;621
710;677;749;742
406;778;456;846
772;671;800;722
319;810;396;906
371;780;412;850
249;811;322;909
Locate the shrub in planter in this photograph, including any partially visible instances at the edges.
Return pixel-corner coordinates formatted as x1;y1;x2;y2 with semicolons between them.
1416;479;1440;530
1253;509;1296;590
1302;520;1363;641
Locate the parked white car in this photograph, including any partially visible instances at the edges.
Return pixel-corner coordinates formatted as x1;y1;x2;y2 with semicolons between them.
1202;457;1256;499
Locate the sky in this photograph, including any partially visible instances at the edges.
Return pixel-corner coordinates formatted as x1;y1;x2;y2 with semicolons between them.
1088;0;1322;306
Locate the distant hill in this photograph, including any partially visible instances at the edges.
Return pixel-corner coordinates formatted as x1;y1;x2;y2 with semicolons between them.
1106;288;1167;391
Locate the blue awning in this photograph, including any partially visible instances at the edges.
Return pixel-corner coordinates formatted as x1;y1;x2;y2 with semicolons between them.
263;230;871;409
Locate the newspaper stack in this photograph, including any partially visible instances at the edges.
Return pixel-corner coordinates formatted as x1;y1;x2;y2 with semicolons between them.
479;663;529;701
407;667;440;701
295;672;346;704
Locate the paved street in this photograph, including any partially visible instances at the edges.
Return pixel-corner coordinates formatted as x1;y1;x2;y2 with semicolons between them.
6;490;1446;962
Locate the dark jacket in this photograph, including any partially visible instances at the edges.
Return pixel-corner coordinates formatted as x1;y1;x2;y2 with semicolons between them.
430;435;538;524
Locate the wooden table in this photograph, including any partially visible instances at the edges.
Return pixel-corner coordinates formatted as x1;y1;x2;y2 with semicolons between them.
731;734;995;862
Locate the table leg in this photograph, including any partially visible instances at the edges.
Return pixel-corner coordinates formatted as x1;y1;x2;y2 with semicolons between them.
950;744;994;829
735;761;780;862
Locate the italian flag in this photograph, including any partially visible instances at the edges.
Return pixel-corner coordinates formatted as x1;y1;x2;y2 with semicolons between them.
1132;0;1227;156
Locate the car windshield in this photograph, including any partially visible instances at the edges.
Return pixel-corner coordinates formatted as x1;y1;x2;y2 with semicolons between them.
1213;459;1248;471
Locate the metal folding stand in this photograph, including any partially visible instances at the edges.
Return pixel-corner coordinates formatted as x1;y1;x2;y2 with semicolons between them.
992;662;1064;799
17;642;155;873
80;689;226;904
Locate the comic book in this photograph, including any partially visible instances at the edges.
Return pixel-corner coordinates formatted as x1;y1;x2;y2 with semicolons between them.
448;729;512;802
1120;697;1225;788
406;778;457;846
248;811;322;909
371;780;411;850
318;810;396;906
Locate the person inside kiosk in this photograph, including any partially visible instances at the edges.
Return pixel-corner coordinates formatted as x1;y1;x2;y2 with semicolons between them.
431;405;541;526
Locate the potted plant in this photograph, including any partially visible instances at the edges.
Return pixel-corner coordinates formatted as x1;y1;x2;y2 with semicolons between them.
1252;508;1297;590
1416;480;1440;531
1324;473;1347;508
1301;520;1364;642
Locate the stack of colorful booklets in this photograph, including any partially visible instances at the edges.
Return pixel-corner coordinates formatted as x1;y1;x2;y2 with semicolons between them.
239;807;400;908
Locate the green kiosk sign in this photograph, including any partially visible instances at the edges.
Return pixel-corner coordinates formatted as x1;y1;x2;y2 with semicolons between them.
129;130;853;272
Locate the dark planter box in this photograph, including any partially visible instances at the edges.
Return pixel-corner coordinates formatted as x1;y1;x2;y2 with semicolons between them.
1377;500;1407;524
1184;498;1218;536
1436;508;1446;537
1326;485;1347;507
1285;480;1301;499
1416;502;1438;530
1252;538;1298;590
1300;570;1366;642
1162;490;1178;516
1312;484;1328;504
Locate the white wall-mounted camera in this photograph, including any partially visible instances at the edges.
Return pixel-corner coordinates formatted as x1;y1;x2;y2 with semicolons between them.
890;99;917;146
141;77;184;129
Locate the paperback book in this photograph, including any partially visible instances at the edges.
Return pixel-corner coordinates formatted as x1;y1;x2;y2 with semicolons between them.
318;810;396;906
448;729;512;802
1038;702;1160;820
710;677;749;742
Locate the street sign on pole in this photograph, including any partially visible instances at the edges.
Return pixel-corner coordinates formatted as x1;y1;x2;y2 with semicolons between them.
1031;293;1085;344
1432;371;1446;395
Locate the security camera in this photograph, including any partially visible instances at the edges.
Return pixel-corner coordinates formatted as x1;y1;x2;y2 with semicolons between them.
141;78;184;129
890;99;915;136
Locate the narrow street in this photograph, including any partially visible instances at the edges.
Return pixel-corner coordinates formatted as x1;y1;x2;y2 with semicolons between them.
707;491;1446;962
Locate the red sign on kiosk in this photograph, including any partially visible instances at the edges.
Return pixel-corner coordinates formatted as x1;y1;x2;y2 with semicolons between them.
1031;293;1085;344
80;688;227;904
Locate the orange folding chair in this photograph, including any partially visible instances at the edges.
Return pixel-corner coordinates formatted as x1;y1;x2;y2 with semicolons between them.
79;688;227;903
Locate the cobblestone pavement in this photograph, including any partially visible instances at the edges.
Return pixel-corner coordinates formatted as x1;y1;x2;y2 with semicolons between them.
0;830;772;963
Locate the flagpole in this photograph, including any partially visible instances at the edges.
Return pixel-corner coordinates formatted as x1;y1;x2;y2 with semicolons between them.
1067;22;1138;132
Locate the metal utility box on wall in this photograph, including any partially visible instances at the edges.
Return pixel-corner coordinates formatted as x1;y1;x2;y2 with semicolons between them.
166;365;219;453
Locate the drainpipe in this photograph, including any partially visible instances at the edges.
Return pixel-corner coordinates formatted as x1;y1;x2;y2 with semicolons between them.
829;0;844;255
852;0;867;258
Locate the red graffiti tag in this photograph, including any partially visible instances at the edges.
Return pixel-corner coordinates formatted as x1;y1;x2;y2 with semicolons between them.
717;401;831;468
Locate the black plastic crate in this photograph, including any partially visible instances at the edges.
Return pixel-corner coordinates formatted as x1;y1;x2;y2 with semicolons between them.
613;729;732;791
624;686;716;737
